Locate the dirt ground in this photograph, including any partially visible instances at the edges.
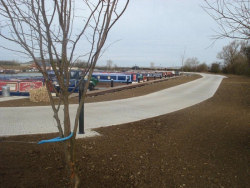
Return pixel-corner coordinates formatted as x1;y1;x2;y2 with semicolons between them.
0;74;249;188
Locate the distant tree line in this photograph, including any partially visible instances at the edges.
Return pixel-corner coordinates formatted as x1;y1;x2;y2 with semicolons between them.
201;0;249;76
0;60;20;66
182;40;250;76
182;57;208;72
217;40;250;76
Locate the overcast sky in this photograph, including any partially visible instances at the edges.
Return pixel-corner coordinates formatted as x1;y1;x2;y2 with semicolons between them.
0;0;232;68
97;0;232;67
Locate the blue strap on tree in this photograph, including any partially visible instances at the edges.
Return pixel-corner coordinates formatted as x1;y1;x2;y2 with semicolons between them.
38;132;73;144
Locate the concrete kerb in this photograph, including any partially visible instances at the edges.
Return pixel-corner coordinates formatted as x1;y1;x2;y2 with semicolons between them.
76;129;101;139
0;96;28;102
0;129;101;141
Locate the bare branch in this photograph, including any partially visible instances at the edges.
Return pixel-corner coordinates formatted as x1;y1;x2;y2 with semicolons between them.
0;0;129;186
203;0;250;40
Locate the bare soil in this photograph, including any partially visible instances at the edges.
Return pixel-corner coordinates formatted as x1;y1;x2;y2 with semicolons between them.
0;74;249;188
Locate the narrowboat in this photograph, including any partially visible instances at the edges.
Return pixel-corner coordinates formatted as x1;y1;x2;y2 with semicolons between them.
92;72;133;83
0;77;44;96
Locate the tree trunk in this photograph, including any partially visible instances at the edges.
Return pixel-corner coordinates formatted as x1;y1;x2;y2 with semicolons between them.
63;95;71;135
63;95;80;187
65;140;80;188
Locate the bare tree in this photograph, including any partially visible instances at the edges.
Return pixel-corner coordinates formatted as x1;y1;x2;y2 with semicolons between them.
106;59;113;70
73;60;88;69
180;48;186;71
183;57;200;72
217;40;242;66
113;63;118;70
203;0;250;40
0;0;129;187
197;62;208;72
210;62;221;73
217;40;249;75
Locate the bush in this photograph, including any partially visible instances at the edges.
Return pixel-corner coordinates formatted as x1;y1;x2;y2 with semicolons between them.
197;63;208;72
217;40;249;76
210;63;221;73
29;86;50;102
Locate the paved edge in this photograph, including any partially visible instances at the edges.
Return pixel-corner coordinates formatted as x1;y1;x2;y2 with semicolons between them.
0;73;225;139
0;96;28;102
76;130;101;139
0;129;101;140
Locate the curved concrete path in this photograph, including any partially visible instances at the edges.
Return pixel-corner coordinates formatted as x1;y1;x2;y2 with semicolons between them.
0;73;226;136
